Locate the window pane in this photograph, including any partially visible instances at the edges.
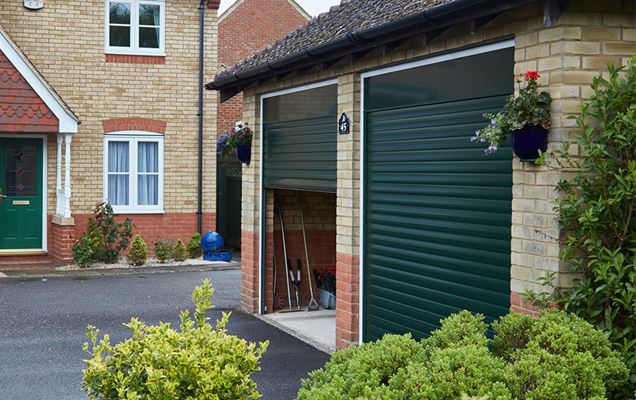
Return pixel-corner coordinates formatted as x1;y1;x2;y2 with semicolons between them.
138;175;158;205
108;142;129;172
138;142;158;173
109;2;131;24
139;4;160;26
109;26;131;47
4;144;37;197
139;27;160;49
108;175;129;205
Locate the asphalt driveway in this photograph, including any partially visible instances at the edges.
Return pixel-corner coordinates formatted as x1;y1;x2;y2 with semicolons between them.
0;269;329;400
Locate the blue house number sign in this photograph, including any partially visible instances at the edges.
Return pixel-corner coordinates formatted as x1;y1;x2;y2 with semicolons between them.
338;113;350;135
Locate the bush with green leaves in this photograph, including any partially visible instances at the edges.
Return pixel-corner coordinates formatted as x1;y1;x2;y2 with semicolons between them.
82;280;268;399
153;239;174;263
173;239;188;262
187;232;202;258
297;310;628;400
529;57;636;398
94;202;134;264
127;235;147;266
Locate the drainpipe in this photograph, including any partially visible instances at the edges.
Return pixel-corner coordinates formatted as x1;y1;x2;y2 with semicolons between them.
197;0;205;234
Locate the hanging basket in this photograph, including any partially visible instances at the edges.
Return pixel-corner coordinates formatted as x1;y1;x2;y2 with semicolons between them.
512;124;548;162
236;143;252;165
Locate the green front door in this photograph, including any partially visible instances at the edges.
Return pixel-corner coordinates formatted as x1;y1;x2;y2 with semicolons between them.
0;138;44;250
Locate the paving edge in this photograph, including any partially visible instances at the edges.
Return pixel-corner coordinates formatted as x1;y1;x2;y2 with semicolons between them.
254;313;335;355
0;262;241;279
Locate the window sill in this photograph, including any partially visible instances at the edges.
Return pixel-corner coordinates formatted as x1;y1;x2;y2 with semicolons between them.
105;54;166;64
111;208;165;215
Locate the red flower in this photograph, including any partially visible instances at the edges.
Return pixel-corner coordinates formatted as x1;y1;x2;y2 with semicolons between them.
525;70;540;80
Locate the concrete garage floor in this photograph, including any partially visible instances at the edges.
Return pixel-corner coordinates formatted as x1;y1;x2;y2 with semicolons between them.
264;309;336;353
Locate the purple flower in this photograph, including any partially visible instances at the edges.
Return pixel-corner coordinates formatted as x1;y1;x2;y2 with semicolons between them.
491;118;497;126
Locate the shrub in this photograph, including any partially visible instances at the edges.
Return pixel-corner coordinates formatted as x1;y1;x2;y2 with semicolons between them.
187;232;202;258
154;239;174;263
127;235;147;266
530;57;636;398
82;280;268;399
297;310;628;400
72;218;106;268
93;202;134;264
173;240;188;262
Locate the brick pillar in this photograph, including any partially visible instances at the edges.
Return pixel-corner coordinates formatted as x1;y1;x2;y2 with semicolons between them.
50;216;76;263
335;73;362;349
240;89;261;313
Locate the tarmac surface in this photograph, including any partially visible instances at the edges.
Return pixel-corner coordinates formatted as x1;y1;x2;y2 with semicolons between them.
0;269;330;400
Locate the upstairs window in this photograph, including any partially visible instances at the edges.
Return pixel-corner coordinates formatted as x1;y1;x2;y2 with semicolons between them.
106;0;165;55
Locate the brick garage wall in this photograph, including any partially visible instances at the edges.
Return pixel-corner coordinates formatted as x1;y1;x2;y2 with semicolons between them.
239;0;635;348
264;189;336;312
216;0;308;134
0;1;218;218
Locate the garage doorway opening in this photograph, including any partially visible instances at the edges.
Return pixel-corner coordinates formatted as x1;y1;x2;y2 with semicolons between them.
263;188;337;352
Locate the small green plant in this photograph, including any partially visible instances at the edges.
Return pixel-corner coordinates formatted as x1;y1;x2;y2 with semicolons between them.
154;239;175;263
297;310;628;400
72;218;106;268
173;240;188;262
82;280;268;399
528;57;636;398
127;235;147;266
187;232;202;258
93;202;134;264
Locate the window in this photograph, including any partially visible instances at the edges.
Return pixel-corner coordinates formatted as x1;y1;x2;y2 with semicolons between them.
104;132;164;213
105;0;165;55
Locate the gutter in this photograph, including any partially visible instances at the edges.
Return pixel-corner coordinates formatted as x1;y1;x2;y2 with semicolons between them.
197;0;205;233
206;0;534;95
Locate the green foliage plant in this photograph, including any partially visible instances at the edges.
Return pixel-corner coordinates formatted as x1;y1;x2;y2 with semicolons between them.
471;70;552;155
153;239;175;263
72;218;106;268
187;232;202;258
93;202;134;264
173;240;188;262
82;280;268;399
527;57;636;398
127;235;147;266
297;309;628;400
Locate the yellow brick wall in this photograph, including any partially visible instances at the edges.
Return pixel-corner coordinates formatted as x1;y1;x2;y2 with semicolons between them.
240;0;635;312
0;0;218;215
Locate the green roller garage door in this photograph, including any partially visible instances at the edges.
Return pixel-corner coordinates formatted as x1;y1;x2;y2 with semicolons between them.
263;84;337;192
363;47;514;342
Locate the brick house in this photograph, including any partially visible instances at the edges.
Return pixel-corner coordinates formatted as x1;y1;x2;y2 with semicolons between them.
0;0;220;265
216;0;309;248
207;0;636;350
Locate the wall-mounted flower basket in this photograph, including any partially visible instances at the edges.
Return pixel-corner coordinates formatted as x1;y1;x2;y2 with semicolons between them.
512;124;548;162
471;71;552;161
236;143;252;165
217;121;253;165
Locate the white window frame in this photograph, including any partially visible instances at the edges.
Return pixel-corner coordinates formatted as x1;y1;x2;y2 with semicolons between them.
103;131;164;214
104;0;166;56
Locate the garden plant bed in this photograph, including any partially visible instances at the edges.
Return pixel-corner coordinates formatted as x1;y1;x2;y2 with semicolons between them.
57;257;236;271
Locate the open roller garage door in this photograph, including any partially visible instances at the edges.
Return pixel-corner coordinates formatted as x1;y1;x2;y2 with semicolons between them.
262;84;337;193
363;46;514;341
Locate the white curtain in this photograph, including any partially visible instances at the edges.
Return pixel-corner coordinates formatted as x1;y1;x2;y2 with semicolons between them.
138;142;158;205
153;5;160;45
108;141;129;205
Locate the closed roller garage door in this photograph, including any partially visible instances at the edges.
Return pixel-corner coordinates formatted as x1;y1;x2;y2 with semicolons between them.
363;46;514;341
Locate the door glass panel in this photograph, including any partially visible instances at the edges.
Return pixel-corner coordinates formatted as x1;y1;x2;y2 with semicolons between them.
4;145;37;197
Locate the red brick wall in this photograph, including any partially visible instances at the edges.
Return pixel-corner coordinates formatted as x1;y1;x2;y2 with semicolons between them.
216;0;308;133
48;212;216;263
0;50;58;133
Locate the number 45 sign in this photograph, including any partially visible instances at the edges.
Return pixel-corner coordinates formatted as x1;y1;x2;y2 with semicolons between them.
24;0;44;10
